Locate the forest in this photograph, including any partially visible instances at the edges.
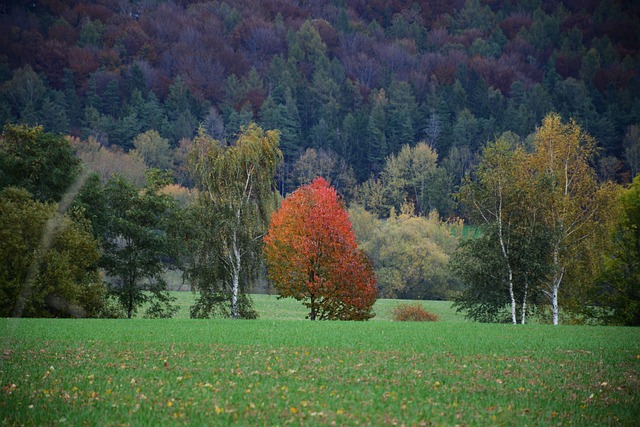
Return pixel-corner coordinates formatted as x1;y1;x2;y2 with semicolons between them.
1;0;639;198
1;0;639;325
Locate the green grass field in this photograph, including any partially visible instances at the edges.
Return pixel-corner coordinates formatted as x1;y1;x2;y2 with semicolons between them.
1;294;639;426
169;293;465;322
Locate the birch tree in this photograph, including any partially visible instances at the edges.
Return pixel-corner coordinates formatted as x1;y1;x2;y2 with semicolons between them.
458;138;524;323
187;124;282;319
456;136;551;324
529;113;616;325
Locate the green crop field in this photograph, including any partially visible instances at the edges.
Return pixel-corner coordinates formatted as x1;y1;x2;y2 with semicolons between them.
169;293;465;322
1;295;639;426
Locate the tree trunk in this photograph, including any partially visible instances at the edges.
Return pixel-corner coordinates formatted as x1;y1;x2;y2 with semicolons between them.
507;267;516;324
231;230;241;319
551;245;564;326
497;202;517;325
310;295;316;321
127;291;133;319
231;270;239;319
552;284;559;325
521;281;528;325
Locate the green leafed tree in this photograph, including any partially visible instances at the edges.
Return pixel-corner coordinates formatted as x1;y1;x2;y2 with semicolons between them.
131;129;173;170
97;172;180;319
0;187;107;318
594;175;640;325
455;136;552;324
455;115;616;325
382;142;452;217
350;203;462;300
0;124;81;202
187;123;282;318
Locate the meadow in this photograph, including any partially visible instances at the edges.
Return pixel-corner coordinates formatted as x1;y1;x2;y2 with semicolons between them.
1;294;639;426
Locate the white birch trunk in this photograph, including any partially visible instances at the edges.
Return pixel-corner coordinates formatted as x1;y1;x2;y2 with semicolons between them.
231;267;239;319
497;196;517;325
507;266;516;324
521;282;528;325
551;246;564;326
231;229;241;319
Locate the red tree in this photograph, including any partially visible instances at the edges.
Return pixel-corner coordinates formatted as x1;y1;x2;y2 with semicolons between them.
264;177;377;320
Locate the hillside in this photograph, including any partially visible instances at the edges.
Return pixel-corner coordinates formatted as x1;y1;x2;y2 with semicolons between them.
1;0;639;198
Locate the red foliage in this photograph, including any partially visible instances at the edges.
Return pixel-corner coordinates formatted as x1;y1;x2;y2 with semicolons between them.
470;54;521;95
48;20;79;45
110;21;149;58
73;3;113;23
264;177;377;321
312;19;340;52
68;46;100;84
35;39;69;87
97;48;122;71
555;52;582;79
593;66;635;93
499;13;532;40
427;52;465;85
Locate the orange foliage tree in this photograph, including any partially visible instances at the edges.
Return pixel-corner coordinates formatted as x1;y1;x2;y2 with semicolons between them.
264;177;377;320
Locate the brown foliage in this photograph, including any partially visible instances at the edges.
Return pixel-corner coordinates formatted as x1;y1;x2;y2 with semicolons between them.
392;302;438;322
68;46;100;84
73;3;113;23
35;39;69;87
499;13;532;40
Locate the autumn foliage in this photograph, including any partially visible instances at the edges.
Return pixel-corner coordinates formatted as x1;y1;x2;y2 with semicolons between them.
392;303;439;322
264;177;377;320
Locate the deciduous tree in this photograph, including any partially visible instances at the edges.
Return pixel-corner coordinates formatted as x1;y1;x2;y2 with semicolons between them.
351;203;462;300
456;136;552;324
264;177;377;320
131;129;173;170
529;113;616;325
457;115;616;325
0;187;106;318
0;124;81;203
97;172;180;319
187;124;282;318
382;142;451;217
596;175;640;325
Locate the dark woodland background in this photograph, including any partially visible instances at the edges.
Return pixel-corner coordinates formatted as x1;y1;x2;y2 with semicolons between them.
1;0;639;209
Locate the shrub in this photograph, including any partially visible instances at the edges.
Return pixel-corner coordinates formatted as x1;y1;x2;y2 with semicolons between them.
392;302;439;322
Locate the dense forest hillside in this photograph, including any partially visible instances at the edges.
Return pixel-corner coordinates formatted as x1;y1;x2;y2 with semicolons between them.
1;0;639;203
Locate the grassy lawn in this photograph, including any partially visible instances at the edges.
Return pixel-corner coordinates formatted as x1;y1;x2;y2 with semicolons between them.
171;292;464;322
1;296;638;426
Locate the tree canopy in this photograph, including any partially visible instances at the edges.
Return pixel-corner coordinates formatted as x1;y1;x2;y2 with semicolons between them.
93;172;180;319
454;114;617;324
350;203;462;300
594;176;640;325
1;0;638;199
0;124;81;202
0;186;106;318
264;177;377;320
187;123;282;318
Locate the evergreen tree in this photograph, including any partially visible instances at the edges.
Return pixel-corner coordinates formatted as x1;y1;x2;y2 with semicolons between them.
101;79;121;117
367;90;388;172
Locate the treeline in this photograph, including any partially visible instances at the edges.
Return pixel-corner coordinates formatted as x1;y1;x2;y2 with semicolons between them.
2;119;639;325
0;122;461;319
1;0;640;206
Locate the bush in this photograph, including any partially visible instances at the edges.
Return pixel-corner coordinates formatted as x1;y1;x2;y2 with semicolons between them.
392;302;439;322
